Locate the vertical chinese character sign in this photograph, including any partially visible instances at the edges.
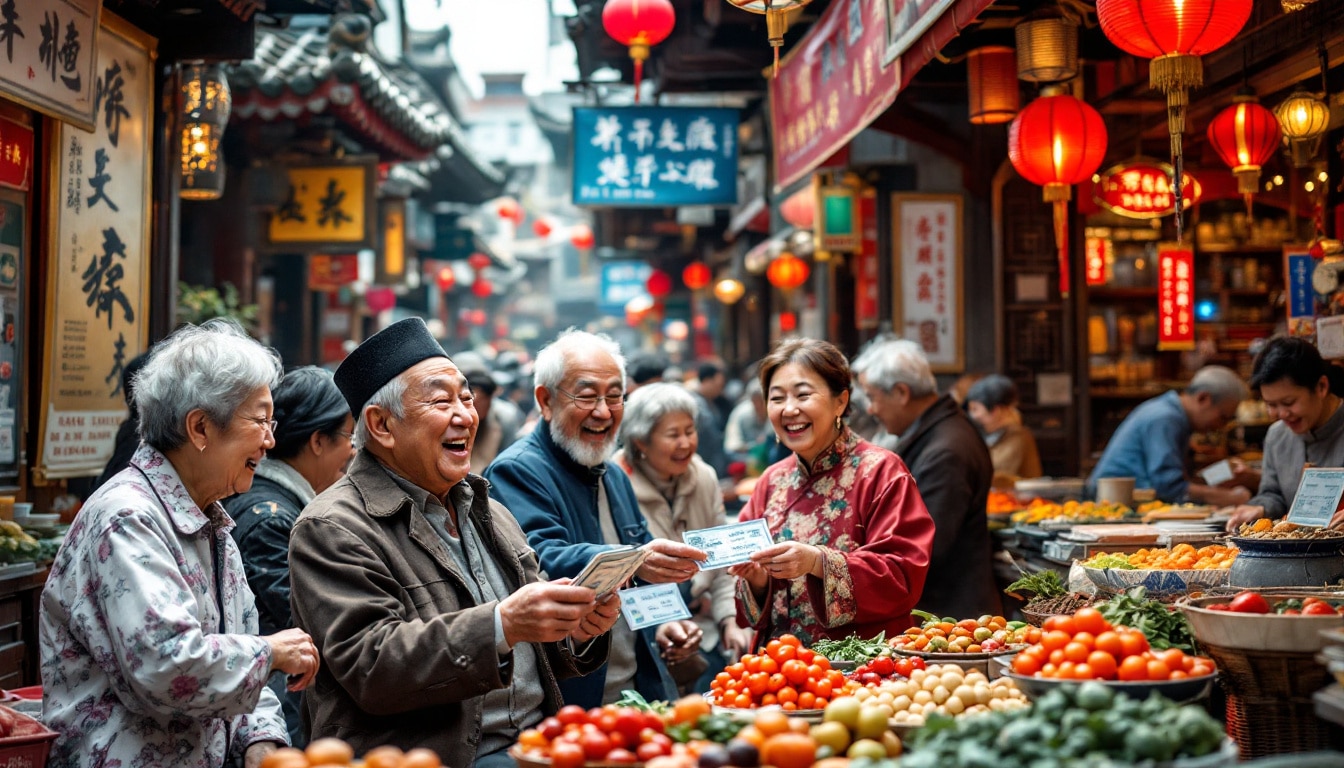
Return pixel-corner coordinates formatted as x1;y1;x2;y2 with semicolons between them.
0;0;100;130
1286;249;1315;337
573;107;738;207
39;12;153;480
854;191;879;329
893;193;963;372
1157;244;1195;351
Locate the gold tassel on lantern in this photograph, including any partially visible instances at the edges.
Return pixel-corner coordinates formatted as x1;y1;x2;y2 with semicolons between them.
1149;53;1203;159
723;0;813;78
1044;182;1072;299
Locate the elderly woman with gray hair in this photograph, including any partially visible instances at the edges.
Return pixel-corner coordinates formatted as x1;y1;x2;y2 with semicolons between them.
39;320;319;768
224;366;354;748
614;383;754;691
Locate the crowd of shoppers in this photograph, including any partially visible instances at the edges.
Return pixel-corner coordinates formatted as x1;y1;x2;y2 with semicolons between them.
42;312;1334;766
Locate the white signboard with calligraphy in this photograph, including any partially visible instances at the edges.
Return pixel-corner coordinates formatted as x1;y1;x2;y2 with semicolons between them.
38;12;153;481
0;0;101;130
892;193;963;373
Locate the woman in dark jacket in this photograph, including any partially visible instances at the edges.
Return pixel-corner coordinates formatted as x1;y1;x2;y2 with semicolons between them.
223;366;354;747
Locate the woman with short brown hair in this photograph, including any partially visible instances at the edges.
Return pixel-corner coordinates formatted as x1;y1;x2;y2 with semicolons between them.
729;339;936;645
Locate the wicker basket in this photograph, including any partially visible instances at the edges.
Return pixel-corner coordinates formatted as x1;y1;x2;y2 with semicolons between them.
1201;641;1344;759
1020;606;1058;627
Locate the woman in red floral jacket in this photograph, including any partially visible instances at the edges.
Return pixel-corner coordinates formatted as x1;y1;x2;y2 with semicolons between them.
729;339;936;646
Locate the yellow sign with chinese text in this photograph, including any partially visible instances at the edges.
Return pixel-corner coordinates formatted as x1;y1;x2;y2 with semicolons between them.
267;165;370;246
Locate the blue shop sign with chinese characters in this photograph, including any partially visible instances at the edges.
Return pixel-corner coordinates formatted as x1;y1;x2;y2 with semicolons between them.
574;107;739;207
599;261;653;315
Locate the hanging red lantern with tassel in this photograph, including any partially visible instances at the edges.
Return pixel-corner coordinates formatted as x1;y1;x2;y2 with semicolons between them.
682;262;712;291
495;198;523;225
766;253;810;291
570;224;596;250
468;252;492;271
1095;0;1252;243
435;266;456;291
603;0;676;104
1008;90;1108;298
646;269;673;298
1207;90;1281;215
472;278;493;298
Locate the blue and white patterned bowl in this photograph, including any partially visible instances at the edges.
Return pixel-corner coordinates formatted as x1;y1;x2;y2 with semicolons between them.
1082;566;1230;597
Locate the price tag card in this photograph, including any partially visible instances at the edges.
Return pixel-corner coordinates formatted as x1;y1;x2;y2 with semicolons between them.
618;583;692;631
1286;468;1344;527
1199;459;1234;487
683;519;775;570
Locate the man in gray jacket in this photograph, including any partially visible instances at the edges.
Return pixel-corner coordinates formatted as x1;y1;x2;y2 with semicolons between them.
289;318;618;767
853;338;1002;619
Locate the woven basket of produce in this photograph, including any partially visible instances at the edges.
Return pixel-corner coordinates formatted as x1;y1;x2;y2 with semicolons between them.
1019;594;1098;627
1200;641;1344;759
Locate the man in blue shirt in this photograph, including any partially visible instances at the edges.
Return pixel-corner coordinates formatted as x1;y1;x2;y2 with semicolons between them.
1089;366;1251;505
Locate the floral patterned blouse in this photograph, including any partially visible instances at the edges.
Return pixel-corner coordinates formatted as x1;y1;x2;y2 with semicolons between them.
39;445;286;768
736;428;936;646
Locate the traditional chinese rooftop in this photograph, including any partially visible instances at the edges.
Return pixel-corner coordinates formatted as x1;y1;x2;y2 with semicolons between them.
227;14;497;175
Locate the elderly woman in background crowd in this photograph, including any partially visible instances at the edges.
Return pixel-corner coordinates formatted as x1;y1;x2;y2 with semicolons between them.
965;374;1042;483
729;339;936;646
223;366;353;748
39;320;319;768
615;384;754;692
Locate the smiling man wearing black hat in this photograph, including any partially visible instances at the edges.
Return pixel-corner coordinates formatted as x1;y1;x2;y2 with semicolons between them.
287;318;619;767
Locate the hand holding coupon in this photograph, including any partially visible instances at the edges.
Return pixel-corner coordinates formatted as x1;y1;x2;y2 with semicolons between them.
682;519;775;570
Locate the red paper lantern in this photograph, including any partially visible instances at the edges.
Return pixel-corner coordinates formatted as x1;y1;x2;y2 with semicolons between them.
778;311;798;333
435;266;456;291
468;252;492;271
1096;0;1251;61
1008;91;1108;298
780;188;814;229
467;309;488;326
495;198;524;225
682;262;712;291
1095;0;1252;243
602;0;676;104
1207;91;1281;198
532;218;553;238
646;269;673;298
570;224;595;250
766;254;810;291
365;287;396;314
472;279;492;298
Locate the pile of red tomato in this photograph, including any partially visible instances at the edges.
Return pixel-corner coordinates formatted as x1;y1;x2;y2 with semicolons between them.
709;634;858;710
848;654;926;686
515;703;679;766
1203;590;1344;615
1010;607;1216;681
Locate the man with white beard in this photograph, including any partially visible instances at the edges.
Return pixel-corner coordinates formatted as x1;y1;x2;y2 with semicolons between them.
485;329;707;709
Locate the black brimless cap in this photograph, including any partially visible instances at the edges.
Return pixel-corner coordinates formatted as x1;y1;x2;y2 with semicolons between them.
334;318;447;414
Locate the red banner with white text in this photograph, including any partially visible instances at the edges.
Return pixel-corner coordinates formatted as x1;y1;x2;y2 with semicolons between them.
769;0;899;190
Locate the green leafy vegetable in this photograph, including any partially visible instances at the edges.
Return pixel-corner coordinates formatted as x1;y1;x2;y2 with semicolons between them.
614;689;668;714
1096;587;1195;651
1005;569;1067;600
811;633;890;661
1084;554;1137;570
